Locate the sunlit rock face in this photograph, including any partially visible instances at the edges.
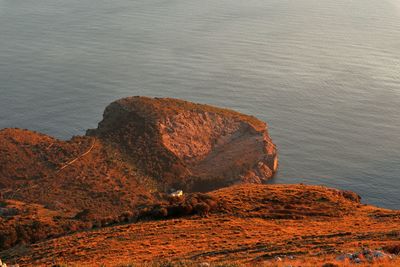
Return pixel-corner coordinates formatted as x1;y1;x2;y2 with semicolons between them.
88;96;278;191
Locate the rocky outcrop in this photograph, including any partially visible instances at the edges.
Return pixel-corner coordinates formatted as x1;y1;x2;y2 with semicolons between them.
0;96;277;251
87;96;278;191
3;97;400;267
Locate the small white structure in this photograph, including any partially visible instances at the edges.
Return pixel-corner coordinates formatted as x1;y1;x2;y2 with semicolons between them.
170;190;183;197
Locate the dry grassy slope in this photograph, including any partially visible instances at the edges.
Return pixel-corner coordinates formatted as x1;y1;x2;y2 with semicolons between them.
0;97;277;212
213;184;364;218
0;128;154;216
1;184;399;267
88;96;278;191
0;97;279;252
0;128;159;251
1;97;399;266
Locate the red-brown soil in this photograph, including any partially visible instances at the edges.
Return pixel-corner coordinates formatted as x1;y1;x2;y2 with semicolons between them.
0;128;154;216
0;128;158;250
0;97;277;251
1;184;399;266
0;97;398;266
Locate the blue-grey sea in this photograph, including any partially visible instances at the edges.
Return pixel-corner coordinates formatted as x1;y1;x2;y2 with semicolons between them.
0;0;399;209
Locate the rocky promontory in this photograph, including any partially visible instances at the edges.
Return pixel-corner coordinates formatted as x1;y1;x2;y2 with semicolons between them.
87;96;278;191
1;97;399;267
0;96;277;250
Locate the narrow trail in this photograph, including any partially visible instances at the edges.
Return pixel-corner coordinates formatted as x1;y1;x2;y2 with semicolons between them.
58;138;96;172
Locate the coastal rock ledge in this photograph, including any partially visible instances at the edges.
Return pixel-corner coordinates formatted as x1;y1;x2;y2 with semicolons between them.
87;96;278;191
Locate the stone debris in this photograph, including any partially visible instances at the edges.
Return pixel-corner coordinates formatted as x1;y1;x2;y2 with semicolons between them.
336;249;394;263
273;254;297;262
271;254;298;264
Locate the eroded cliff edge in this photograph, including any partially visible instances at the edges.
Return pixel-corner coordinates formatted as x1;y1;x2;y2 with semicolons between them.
87;96;278;191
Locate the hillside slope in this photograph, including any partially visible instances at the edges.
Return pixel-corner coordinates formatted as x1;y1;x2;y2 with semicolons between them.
0;128;154;217
1;97;398;266
0;97;277;250
1;184;399;266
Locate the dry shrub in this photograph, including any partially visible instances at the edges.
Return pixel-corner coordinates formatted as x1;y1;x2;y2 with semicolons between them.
0;200;7;207
384;244;400;255
137;193;222;220
340;190;361;202
74;209;92;221
0;217;93;250
0;193;222;251
193;203;210;216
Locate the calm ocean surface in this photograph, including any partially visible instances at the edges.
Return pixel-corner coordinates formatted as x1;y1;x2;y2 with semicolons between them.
0;0;399;209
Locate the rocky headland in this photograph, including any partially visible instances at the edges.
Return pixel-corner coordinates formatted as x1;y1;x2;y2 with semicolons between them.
0;97;399;266
86;96;278;191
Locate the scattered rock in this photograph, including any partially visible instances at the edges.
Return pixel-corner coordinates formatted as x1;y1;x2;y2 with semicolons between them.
373;250;388;258
336;249;395;264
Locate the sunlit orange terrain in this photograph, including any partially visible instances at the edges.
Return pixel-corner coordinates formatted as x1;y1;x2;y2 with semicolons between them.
2;184;400;266
0;97;399;266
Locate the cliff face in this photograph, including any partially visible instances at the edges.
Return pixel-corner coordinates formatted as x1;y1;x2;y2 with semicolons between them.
0;97;279;202
87;96;278;191
0;97;278;250
1;97;400;266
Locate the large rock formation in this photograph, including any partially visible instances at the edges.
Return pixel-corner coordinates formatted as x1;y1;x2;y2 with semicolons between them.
87;96;278;191
2;96;400;266
0;96;278;251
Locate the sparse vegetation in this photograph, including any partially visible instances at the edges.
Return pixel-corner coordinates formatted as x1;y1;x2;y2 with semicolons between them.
137;193;223;220
0;98;399;266
384;244;400;255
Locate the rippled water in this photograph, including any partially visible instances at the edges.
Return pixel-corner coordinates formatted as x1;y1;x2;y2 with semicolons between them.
0;0;399;209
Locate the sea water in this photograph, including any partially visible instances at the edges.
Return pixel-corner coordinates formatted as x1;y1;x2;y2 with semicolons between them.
0;0;399;209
